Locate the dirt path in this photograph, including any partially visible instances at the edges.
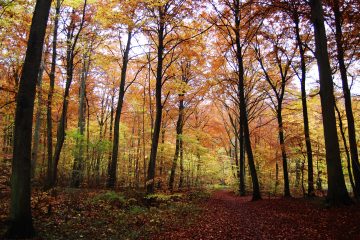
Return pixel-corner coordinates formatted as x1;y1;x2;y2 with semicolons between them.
156;190;360;240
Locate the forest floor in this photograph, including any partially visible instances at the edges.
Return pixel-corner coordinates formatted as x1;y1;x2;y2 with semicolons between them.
1;188;360;239
156;190;360;240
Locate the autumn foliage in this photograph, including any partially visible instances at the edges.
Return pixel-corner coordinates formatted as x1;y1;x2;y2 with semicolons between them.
0;0;359;238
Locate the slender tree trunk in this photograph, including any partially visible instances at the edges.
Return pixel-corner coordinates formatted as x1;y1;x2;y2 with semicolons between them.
178;136;184;189
107;30;132;188
50;1;87;188
128;121;136;187
275;159;279;195
71;53;88;187
234;0;261;200
31;60;44;178
45;0;60;190
52;28;75;187
335;103;356;194
169;96;184;191
107;92;115;184
135;118;141;188
238;125;246;196
142;83;147;188
86;95;91;183
332;0;360;197
293;12;314;196
309;0;350;205
147;9;165;194
195;144;201;187
157;127;165;189
277;107;291;197
6;0;51;237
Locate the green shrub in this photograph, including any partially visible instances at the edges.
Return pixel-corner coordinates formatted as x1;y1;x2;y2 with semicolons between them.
129;205;147;215
91;191;126;207
188;190;210;201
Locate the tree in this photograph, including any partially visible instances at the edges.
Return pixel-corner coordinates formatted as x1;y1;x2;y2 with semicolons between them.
254;19;296;197
273;0;316;196
331;0;360;198
290;3;315;197
168;46;203;190
31;58;45;178
50;0;87;188
71;42;93;187
5;0;51;237
144;0;202;194
45;0;61;189
100;0;142;188
232;0;261;200
209;0;262;200
309;0;350;205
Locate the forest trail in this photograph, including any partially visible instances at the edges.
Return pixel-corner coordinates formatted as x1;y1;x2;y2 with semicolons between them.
155;190;360;240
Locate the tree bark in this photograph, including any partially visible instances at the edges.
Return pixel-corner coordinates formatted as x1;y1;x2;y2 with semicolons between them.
238;124;246;196
335;103;355;194
309;0;350;205
107;90;115;184
45;0;60;190
71;52;89;187
107;30;132;188
48;1;87;189
234;0;261;200
293;11;315;196
332;0;360;198
147;7;165;194
169;96;184;191
6;0;51;237
178;131;184;189
277;106;291;197
157;127;165;189
31;60;44;179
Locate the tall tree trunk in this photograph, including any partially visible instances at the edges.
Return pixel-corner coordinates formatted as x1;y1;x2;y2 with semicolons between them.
169;96;184;191
52;28;75;188
135;117;141;188
31;60;44;178
332;0;360;198
107;91;115;184
71;53;88;187
157;127;165;189
234;0;261;200
147;9;165;194
335;103;355;194
142;83;147;188
178;136;184;189
309;0;350;205
293;11;314;197
277;106;291;197
6;0;51;237
195;149;201;187
238;125;246;196
45;0;60;190
49;1;87;188
107;30;132;188
86;95;91;183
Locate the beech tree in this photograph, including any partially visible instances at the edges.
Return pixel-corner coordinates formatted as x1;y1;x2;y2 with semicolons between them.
254;19;297;197
46;0;61;189
6;0;51;237
209;0;262;200
48;0;87;189
143;0;203;193
309;0;350;205
273;0;316;197
331;0;360;198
